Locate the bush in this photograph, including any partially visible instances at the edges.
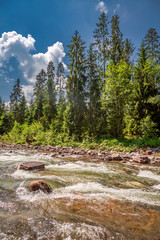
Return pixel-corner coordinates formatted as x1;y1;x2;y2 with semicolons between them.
140;116;158;138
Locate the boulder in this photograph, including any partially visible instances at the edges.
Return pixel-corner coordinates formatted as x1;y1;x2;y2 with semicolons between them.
29;180;51;193
132;156;150;164
111;154;122;161
143;150;152;155
19;162;45;171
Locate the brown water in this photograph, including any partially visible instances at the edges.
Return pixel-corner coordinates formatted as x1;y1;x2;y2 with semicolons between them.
0;148;160;239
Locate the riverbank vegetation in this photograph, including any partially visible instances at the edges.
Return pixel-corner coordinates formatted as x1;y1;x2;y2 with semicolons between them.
0;12;160;151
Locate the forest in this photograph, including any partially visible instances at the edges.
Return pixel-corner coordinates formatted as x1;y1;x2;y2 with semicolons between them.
0;12;160;149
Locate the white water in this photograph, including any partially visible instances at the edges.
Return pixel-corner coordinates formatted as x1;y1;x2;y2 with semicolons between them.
138;170;160;181
0;148;160;240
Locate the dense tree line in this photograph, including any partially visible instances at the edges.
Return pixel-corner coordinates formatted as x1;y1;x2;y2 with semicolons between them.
0;13;160;141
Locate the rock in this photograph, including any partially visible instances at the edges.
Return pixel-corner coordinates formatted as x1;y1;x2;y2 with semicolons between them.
19;162;45;170
126;181;146;188
111;154;122;161
132;156;150;164
143;150;152;155
104;156;112;161
29;180;51;193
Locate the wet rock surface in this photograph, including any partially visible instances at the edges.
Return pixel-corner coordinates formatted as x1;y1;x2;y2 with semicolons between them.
29;180;51;193
19;161;45;171
0;142;160;165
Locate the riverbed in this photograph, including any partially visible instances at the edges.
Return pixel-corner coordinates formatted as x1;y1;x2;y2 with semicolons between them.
0;148;160;239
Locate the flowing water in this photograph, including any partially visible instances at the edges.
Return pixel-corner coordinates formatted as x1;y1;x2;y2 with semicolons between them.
0;148;160;240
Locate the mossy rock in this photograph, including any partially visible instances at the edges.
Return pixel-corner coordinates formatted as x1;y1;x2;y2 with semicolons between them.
125;181;146;188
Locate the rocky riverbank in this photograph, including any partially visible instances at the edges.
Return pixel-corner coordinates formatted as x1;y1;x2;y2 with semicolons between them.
0;142;160;165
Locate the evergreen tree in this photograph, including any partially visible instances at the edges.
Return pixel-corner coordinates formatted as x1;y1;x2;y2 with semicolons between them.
102;60;132;137
45;61;57;123
56;62;66;102
125;43;160;136
34;69;47;119
86;44;103;137
123;38;135;65
65;31;87;138
0;97;5;117
10;78;23;122
93;12;109;78
144;28;160;63
18;94;27;124
110;15;123;64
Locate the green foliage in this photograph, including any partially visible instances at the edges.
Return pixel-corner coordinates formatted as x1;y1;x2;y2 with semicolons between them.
140;116;158;138
93;12;109;77
66;30;87;139
110;15;123;64
0;112;13;135
0;14;160;147
102;60;132;137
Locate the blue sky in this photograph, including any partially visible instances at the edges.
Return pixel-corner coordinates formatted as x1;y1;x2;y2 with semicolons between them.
0;0;160;102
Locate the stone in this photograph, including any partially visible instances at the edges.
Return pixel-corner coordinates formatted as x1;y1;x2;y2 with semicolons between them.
19;162;45;171
143;150;152;155
29;180;51;193
132;156;150;164
126;181;146;188
111;154;122;161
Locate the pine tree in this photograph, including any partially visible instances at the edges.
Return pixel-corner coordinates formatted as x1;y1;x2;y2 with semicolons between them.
34;69;47;119
110;15;124;64
0;97;5;117
65;31;87;138
144;28;160;63
93;12;109;78
123;38;135;65
102;60;132;137
19;94;27;124
10;78;23;122
125;42;160;136
56;62;66;102
45;61;57;123
86;44;103;137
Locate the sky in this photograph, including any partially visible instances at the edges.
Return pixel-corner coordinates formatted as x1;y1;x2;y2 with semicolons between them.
0;0;160;102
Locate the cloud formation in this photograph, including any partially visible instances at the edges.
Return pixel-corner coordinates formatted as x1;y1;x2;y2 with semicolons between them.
96;1;108;14
113;4;120;14
0;31;66;100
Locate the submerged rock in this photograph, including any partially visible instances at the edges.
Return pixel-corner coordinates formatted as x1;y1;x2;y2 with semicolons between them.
29;180;51;193
19;162;45;171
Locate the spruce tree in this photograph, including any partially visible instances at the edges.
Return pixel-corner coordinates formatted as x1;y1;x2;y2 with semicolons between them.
125;42;160;136
56;62;66;102
19;94;27;124
123;38;135;65
144;28;160;63
86;44;103;137
10;78;23;122
0;97;5;117
65;31;87;138
110;15;123;64
102;60;132;137
93;12;109;78
34;69;47;119
45;61;57;123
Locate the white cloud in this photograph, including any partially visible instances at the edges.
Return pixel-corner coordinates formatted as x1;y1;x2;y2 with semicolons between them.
113;4;120;14
0;31;66;100
96;1;108;14
22;85;34;102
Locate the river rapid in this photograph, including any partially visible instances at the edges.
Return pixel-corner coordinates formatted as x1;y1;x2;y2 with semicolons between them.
0;148;160;240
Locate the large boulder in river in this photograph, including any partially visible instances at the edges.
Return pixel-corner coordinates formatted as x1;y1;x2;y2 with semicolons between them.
29;180;51;193
19;162;45;171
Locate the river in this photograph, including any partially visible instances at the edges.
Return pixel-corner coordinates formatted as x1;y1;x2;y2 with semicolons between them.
0;148;160;240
